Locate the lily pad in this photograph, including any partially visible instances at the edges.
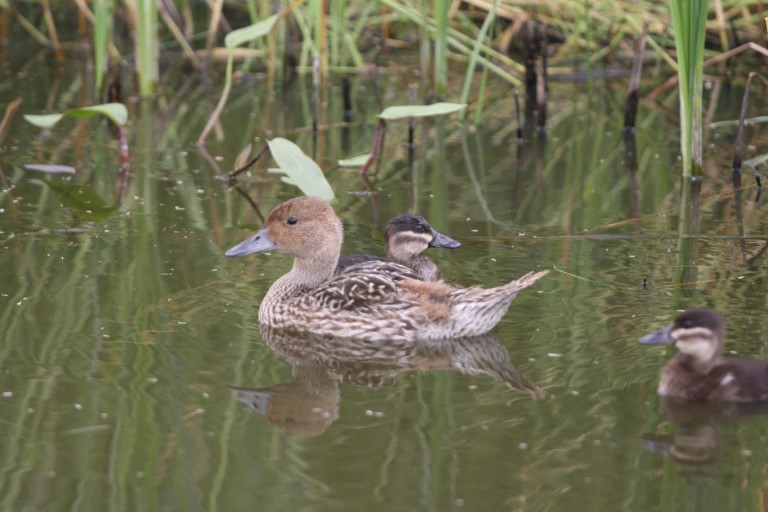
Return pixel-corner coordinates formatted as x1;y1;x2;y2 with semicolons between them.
379;102;466;121
266;138;335;201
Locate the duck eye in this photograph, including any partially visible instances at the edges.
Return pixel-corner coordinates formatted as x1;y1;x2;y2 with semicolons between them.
415;224;426;233
287;217;298;225
681;319;693;328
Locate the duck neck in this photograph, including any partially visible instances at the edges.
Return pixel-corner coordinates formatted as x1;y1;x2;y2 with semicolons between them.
389;247;439;280
677;353;721;375
289;252;339;288
402;254;440;281
261;252;338;312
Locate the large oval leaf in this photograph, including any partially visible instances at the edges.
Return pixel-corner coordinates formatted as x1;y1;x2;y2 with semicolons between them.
67;103;128;126
379;102;466;120
266;138;335;201
24;114;64;129
24;102;128;129
338;154;371;168
225;14;280;49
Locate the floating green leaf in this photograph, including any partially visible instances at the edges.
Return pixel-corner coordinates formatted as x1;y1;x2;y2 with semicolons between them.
266;138;335;201
225;14;280;49
338;154;371;168
24;102;128;129
379;102;466;120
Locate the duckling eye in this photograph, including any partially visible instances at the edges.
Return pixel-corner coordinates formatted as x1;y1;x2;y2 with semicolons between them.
415;224;426;233
287;217;298;225
681;319;694;328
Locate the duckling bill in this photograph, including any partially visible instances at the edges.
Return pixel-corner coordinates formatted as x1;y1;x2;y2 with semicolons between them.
640;308;768;402
225;196;548;342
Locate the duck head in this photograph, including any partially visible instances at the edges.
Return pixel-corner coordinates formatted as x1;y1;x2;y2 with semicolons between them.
640;308;726;363
385;214;460;257
225;197;344;276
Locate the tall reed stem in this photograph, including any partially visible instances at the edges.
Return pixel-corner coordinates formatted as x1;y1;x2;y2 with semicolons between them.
433;0;448;97
135;0;159;95
669;0;709;176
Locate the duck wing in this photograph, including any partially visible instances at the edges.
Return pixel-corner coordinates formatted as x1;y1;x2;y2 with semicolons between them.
710;359;768;402
335;253;385;274
309;260;421;311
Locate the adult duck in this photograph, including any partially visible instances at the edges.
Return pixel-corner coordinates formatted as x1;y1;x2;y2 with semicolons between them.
225;196;548;341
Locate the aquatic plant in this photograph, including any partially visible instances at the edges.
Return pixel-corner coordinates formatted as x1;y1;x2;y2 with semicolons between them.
23;103;131;213
668;0;709;177
197;14;280;146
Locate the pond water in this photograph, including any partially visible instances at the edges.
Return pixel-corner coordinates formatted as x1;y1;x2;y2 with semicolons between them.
2;42;768;511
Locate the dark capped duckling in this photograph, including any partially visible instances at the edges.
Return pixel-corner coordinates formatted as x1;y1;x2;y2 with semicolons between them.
336;213;460;281
225;196;548;342
640;308;768;402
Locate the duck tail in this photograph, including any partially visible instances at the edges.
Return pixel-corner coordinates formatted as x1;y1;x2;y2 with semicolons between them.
449;270;549;337
498;270;550;296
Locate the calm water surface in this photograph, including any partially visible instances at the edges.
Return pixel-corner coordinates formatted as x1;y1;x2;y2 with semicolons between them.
1;47;768;512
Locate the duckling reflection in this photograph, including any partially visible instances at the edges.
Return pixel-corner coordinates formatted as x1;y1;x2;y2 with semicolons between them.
232;325;543;437
643;397;768;467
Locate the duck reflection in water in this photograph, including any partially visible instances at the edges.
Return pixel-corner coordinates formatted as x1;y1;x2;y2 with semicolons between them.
231;325;543;437
643;397;768;468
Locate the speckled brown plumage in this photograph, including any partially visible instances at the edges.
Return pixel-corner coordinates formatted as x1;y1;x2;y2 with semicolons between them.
226;196;548;342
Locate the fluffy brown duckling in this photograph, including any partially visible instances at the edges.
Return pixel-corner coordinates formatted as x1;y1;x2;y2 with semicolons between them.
640;308;768;402
336;213;460;281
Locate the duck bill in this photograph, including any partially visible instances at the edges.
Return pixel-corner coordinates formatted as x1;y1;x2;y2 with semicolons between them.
225;227;277;257
639;323;674;346
430;230;461;249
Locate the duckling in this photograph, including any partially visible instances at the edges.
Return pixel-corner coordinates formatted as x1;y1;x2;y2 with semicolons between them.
225;196;548;342
640;308;768;402
336;213;460;281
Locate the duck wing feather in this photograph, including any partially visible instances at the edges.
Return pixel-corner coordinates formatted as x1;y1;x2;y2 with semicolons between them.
306;260;422;311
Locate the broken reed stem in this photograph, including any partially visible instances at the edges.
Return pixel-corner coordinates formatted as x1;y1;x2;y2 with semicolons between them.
732;71;768;188
342;77;353;122
536;23;547;131
0;98;22;145
228;143;269;180
197;51;233;146
513;92;523;141
232;186;265;223
407;83;417;163
116;125;132;206
360;118;385;175
623;21;649;131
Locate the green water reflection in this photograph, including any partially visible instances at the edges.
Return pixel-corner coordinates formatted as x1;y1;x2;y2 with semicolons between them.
2;55;768;511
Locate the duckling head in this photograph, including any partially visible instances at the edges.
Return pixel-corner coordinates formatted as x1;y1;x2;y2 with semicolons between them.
385;214;460;256
225;196;343;272
640;308;726;362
